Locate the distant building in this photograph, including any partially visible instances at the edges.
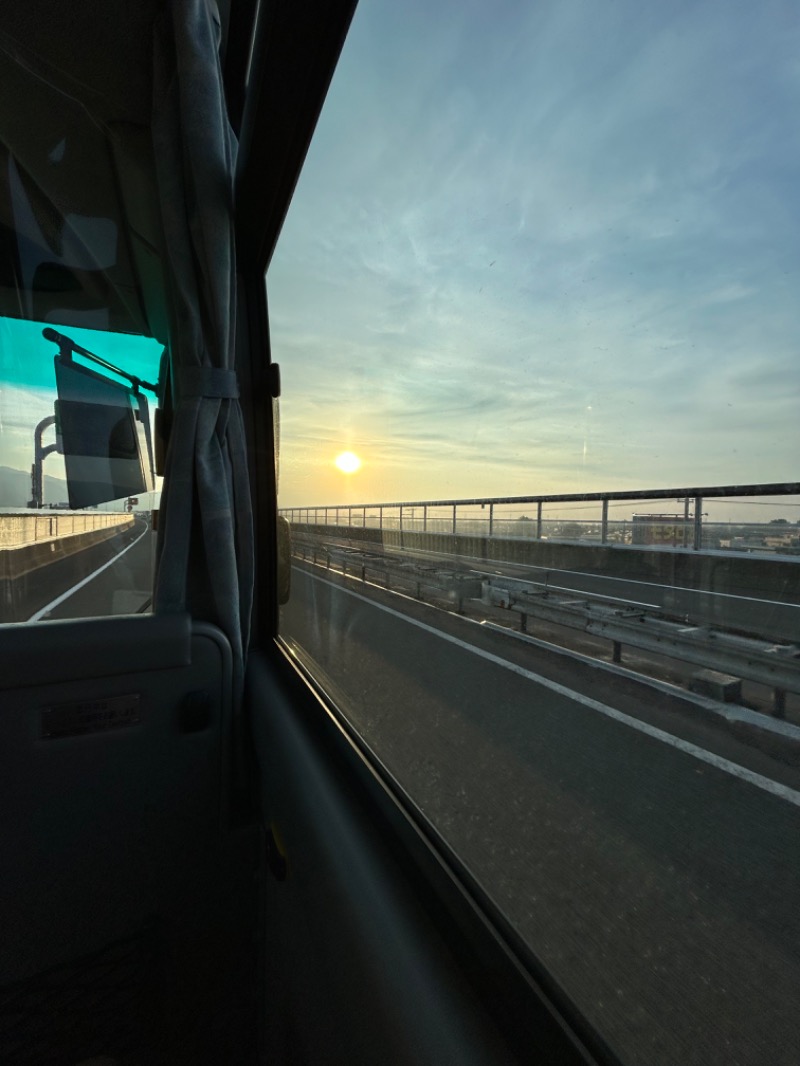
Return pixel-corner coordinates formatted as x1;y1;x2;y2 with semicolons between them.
631;513;692;547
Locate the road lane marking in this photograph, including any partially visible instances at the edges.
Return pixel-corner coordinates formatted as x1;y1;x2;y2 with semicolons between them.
300;568;800;810
478;574;660;610
28;525;150;622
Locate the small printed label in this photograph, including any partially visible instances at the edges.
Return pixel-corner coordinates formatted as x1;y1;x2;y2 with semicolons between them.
41;694;141;739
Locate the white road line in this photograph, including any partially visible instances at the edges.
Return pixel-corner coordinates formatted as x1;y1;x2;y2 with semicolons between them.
28;525;149;622
482;575;660;610
474;561;800;608
300;567;800;810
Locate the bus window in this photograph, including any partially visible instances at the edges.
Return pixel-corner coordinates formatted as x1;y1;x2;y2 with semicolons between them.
268;2;800;1063
0;315;162;622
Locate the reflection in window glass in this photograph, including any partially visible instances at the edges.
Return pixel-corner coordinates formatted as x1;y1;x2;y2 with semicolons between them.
270;4;800;1063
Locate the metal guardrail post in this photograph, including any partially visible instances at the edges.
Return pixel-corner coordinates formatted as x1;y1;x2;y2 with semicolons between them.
489;502;494;537
452;504;457;536
601;499;609;544
348;506;352;528
774;689;786;719
379;506;383;532
694;497;703;550
536;501;543;540
423;505;428;532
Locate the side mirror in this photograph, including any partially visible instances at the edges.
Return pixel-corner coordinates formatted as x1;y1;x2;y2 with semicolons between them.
54;355;155;509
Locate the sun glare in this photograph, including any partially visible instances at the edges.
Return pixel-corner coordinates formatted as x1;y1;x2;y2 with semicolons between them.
334;451;361;474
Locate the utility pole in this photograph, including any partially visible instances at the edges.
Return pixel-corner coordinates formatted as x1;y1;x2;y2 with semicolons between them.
28;415;57;508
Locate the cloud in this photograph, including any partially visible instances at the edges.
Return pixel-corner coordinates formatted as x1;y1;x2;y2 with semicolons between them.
0;383;66;480
268;0;800;506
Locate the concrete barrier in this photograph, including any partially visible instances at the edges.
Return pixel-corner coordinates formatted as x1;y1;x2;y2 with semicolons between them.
1;521;133;581
0;511;131;548
0;515;137;622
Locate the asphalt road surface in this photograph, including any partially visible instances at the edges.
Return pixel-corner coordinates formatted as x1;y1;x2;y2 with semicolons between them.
283;562;800;1066
34;517;154;621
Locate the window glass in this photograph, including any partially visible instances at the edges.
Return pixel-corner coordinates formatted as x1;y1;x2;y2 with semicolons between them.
0;49;167;625
0;316;161;622
269;3;800;1062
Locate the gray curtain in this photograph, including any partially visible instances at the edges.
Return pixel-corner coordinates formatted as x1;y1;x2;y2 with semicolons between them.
152;0;253;679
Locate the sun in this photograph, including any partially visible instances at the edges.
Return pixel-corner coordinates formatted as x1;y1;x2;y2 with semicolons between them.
334;451;361;474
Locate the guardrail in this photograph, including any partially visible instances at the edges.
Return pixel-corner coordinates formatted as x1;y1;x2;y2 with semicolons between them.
293;537;482;612
281;482;800;555
481;577;798;717
0;512;132;548
293;532;800;718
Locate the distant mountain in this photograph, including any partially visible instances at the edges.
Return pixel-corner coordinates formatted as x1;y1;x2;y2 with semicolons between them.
0;466;68;509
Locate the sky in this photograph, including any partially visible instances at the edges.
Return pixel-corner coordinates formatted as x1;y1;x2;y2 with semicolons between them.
267;0;800;510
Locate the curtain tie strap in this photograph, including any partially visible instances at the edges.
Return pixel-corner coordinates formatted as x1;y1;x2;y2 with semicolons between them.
177;367;239;399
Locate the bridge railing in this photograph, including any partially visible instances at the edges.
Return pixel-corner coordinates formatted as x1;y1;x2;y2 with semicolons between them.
280;482;800;555
0;512;133;549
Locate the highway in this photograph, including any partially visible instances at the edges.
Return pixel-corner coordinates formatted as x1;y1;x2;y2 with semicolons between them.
26;517;153;622
282;562;800;1066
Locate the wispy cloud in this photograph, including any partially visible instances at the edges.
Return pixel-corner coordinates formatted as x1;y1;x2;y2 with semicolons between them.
0;384;66;480
269;0;800;506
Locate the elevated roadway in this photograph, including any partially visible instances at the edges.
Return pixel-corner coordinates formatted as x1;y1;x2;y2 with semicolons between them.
283;562;800;1066
40;517;154;620
0;516;153;623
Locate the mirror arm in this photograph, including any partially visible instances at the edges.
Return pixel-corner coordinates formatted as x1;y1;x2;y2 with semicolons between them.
42;328;158;394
